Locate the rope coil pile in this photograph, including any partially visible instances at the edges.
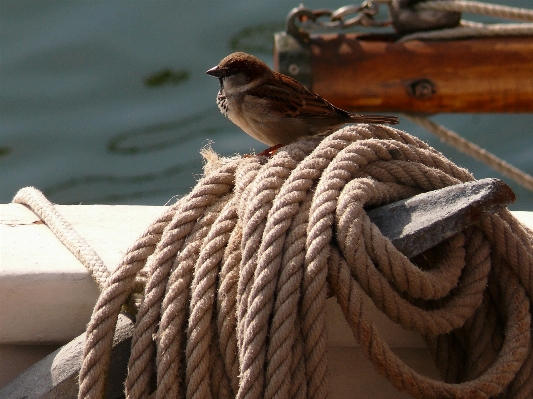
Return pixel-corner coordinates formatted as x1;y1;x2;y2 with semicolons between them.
37;124;532;398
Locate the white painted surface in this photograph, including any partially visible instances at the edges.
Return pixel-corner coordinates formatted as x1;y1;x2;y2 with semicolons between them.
0;204;164;344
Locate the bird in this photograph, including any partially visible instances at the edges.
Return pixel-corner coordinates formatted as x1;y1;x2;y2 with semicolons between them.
206;52;399;147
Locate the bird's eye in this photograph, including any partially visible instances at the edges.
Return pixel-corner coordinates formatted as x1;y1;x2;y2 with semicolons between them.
224;67;238;77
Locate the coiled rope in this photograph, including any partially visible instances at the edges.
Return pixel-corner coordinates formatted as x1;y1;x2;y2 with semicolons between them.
14;124;533;398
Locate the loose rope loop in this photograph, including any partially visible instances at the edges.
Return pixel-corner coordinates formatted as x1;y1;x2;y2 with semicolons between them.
66;124;533;398
12;187;110;290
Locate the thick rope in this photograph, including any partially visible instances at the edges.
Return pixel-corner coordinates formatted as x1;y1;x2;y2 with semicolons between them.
404;114;533;193
12;187;109;290
65;124;532;399
416;1;533;22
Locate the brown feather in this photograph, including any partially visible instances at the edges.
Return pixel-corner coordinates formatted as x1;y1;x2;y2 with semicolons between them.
246;71;350;120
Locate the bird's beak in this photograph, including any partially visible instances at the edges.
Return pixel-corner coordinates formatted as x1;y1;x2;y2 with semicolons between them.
206;65;227;78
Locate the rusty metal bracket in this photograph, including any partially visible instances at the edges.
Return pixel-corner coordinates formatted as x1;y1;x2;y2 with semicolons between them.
274;31;312;89
275;1;392;89
274;5;313;89
274;5;316;89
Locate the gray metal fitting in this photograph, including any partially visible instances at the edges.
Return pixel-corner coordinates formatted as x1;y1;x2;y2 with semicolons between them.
389;0;461;34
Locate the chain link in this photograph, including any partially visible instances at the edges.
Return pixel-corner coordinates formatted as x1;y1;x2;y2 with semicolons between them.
286;0;392;40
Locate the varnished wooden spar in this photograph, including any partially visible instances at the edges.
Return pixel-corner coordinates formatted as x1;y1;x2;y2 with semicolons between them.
274;33;533;113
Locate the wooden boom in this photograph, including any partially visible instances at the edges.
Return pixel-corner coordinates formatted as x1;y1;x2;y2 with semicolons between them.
274;32;533;113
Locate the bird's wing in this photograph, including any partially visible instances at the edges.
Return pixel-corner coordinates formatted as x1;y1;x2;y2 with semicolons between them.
247;72;350;119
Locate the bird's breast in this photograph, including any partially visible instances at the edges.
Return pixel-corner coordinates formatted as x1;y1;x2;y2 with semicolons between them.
218;89;340;146
216;90;229;116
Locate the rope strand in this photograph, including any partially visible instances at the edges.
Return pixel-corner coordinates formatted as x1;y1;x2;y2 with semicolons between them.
398;0;533;41
416;1;533;22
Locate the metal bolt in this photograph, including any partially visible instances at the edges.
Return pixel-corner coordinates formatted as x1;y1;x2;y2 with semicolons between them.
409;79;435;100
288;63;300;76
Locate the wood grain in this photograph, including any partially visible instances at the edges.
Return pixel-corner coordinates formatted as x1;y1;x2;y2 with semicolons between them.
310;33;533;113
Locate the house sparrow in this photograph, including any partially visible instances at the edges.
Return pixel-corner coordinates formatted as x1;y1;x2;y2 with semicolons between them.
206;52;399;147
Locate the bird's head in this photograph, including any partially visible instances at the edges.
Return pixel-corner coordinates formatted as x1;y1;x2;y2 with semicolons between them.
206;52;270;92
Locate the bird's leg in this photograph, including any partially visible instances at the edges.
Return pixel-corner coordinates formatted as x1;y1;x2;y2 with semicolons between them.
257;143;284;157
243;144;284;158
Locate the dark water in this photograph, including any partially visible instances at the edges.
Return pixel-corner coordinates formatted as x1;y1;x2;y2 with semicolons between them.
1;0;532;210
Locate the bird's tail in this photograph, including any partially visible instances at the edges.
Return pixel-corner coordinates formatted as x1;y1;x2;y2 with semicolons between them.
350;114;400;125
